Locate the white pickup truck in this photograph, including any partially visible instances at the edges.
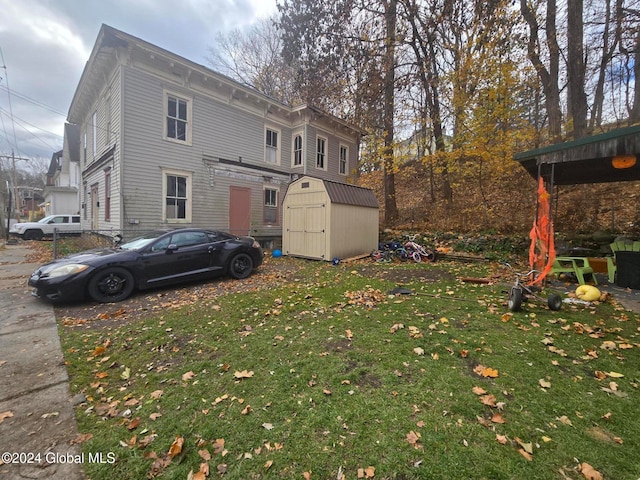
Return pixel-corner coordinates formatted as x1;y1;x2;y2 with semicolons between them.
9;214;82;240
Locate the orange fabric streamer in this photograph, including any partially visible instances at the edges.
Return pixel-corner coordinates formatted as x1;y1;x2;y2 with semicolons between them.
529;177;556;284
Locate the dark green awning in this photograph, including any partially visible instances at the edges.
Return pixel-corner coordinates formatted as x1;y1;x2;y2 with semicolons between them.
514;124;640;185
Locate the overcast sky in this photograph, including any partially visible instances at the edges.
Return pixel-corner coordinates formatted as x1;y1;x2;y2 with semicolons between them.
0;0;278;166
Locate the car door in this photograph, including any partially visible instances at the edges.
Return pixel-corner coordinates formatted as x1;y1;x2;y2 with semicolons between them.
140;231;215;287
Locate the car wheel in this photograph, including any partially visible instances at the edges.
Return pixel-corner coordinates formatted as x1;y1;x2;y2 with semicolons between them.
24;229;43;241
88;267;135;303
228;253;254;279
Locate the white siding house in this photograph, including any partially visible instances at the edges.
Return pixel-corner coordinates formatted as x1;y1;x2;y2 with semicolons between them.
65;25;364;243
42;122;81;216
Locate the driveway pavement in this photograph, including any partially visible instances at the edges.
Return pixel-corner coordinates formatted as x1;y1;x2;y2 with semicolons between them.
0;244;85;479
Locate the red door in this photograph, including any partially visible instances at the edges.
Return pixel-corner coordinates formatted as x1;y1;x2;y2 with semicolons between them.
229;186;251;236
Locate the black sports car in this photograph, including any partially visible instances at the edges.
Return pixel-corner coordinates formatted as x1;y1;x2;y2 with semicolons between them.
28;228;264;303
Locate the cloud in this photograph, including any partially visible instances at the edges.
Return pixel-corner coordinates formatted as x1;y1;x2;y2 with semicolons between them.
0;0;277;159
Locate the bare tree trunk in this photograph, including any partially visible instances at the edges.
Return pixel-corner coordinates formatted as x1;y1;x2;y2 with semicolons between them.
521;0;563;142
630;28;640;122
383;0;399;225
403;0;451;204
589;0;618;130
567;0;588;138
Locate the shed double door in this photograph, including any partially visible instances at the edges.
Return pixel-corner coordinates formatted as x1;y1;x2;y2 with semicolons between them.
286;203;326;259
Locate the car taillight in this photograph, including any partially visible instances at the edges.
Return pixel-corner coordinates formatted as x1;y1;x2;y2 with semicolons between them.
252;240;261;249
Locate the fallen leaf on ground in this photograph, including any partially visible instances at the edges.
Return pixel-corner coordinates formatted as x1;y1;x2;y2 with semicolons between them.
182;371;195;381
0;411;14;423
71;432;93;444
168;435;184;458
491;413;506;424
150;390;163;399
557;415;573;426
234;370;254;379
515;437;533;454
600;341;617;350
212;438;225;454
127;417;140;430
406;431;422;449
357;466;375;478
518;448;533;461
579;462;603;480
480;394;497;407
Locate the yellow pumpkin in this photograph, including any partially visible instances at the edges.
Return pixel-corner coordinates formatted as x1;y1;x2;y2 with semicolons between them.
575;285;601;302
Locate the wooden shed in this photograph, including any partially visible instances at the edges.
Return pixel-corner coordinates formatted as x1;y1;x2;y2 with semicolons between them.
282;176;379;260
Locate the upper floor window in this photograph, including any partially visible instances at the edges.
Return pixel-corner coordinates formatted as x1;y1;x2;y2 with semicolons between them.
265;127;280;164
293;133;303;167
83;131;87;166
165;91;192;144
92;111;97;157
339;144;348;175
316;136;327;170
163;169;192;223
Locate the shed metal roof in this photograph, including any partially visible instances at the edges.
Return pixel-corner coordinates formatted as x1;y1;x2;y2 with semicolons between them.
322;179;379;208
514;124;640;185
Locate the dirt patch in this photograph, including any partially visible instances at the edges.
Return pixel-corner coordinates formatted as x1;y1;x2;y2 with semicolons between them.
356;264;455;284
53;259;302;328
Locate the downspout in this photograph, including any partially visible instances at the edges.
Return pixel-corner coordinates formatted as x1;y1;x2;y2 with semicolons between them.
303;116;308;176
118;64;125;232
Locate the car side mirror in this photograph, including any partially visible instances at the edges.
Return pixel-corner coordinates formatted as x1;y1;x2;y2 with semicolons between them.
167;244;179;252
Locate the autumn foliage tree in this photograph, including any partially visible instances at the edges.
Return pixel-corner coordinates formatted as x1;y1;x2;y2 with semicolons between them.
210;0;639;232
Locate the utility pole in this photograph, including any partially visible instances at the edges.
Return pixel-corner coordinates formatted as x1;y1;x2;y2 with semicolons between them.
0;151;30;221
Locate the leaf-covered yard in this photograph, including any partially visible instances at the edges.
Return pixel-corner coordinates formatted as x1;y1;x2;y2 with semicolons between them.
57;256;640;480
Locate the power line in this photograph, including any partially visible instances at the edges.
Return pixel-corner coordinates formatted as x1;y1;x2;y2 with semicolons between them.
0;85;67;117
0;45;23;158
0;107;62;152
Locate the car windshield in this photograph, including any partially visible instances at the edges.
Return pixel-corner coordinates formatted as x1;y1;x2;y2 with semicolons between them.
37;216;56;224
119;231;168;251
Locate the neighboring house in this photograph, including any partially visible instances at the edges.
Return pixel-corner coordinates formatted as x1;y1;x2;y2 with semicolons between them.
65;24;364;242
42;127;81;216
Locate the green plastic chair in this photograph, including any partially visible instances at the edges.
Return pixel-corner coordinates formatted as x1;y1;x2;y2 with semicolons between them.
606;240;640;283
550;256;597;285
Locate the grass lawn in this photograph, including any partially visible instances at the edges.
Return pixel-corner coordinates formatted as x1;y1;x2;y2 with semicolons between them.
58;256;640;480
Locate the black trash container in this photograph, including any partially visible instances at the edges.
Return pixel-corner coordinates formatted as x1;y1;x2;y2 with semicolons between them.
615;251;640;289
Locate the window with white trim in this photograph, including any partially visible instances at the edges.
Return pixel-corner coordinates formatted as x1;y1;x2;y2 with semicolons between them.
293;133;303;166
316;136;327;170
104;169;111;222
339;144;348;175
92;111;97;157
163;169;192;223
164;92;192;144
264;187;278;224
265;127;280;164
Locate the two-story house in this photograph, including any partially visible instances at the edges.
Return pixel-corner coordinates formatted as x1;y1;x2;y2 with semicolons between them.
42;123;81;216
65;24;364;243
